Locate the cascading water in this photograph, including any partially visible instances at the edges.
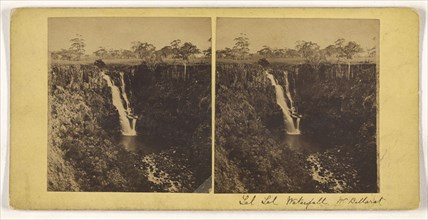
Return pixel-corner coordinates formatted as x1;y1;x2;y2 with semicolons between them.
284;71;301;133
119;72;131;109
101;71;137;136
265;69;301;135
284;71;294;108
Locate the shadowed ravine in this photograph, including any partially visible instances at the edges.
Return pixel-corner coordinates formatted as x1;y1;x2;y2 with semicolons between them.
215;63;377;193
48;63;212;192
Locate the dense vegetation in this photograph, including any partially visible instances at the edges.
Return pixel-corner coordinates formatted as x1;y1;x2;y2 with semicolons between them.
48;63;211;192
215;62;377;193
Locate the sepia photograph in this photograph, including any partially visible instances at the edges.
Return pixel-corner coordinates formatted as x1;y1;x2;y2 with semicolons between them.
48;17;212;192
6;7;422;212
215;18;379;193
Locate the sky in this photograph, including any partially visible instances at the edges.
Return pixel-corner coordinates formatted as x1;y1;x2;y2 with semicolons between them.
49;17;211;54
217;18;379;52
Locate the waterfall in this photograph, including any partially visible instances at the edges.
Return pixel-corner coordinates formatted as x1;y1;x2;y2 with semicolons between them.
119;72;131;109
101;71;137;136
265;70;301;135
291;71;298;98
284;71;294;109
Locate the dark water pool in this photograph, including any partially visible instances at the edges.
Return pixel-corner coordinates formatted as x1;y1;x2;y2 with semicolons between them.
119;135;170;154
281;134;324;153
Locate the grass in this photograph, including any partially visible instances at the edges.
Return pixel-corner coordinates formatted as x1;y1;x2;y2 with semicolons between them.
50;57;211;65
217;56;376;65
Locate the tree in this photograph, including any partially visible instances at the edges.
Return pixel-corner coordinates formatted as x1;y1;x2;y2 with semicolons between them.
93;47;108;59
69;34;86;61
170;39;183;63
343;41;364;60
203;47;212;58
296;40;325;73
233;33;250;59
324;44;338;59
342;41;363;78
131;41;156;62
179;42;200;62
120;49;136;59
170;39;182;49
285;49;300;58
179;42;200;76
216;47;236;59
367;47;376;57
51;49;71;60
273;48;287;58
325;39;364;79
257;45;273;58
203;37;212;58
108;49;121;59
50;51;61;60
324;39;346;78
169;40;201;75
159;46;173;59
329;39;363;79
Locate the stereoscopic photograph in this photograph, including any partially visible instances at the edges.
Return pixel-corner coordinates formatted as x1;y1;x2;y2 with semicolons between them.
48;17;212;192
215;18;379;193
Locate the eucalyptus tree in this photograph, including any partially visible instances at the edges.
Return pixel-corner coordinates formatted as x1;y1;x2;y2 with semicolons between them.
233;33;250;59
93;47;108;59
328;39;364;79
131;41;157;62
257;45;274;58
69;34;86;61
169;39;201;76
296;40;325;74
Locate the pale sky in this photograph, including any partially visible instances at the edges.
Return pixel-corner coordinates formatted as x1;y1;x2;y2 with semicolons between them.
217;18;379;52
49;17;211;53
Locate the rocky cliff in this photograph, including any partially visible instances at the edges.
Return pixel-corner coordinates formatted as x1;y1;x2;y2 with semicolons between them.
48;63;211;192
215;62;377;193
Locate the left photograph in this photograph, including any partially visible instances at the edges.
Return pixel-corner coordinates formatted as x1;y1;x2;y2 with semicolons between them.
48;17;212;192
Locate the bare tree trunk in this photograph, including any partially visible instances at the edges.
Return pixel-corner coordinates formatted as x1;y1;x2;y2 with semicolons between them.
338;63;342;79
183;62;187;80
347;60;351;80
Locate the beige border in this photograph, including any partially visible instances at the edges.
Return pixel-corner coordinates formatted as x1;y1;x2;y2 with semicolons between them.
10;8;419;210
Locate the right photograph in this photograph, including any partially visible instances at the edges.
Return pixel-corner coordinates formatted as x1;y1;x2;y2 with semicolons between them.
215;18;379;193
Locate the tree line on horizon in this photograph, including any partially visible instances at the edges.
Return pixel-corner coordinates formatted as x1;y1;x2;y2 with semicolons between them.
217;33;377;78
50;34;211;64
217;33;376;62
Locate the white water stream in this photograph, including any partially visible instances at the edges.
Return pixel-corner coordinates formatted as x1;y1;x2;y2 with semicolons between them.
265;70;301;135
101;71;137;136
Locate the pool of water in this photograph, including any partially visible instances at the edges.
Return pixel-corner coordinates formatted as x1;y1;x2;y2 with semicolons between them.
119;135;170;155
281;134;323;153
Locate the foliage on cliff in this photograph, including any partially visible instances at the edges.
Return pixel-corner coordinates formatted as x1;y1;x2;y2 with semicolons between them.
48;63;211;192
215;63;316;193
215;62;377;193
296;63;378;192
127;64;212;186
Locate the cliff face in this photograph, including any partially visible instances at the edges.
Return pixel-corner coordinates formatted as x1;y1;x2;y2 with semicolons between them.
48;62;377;193
128;64;212;188
215;64;315;193
215;62;377;193
294;64;377;147
49;64;132;191
48;63;211;192
296;64;377;192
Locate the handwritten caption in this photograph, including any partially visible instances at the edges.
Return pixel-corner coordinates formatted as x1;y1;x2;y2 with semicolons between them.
238;195;385;209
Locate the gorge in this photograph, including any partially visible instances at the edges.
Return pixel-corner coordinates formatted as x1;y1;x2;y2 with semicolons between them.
48;62;212;192
215;62;377;193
